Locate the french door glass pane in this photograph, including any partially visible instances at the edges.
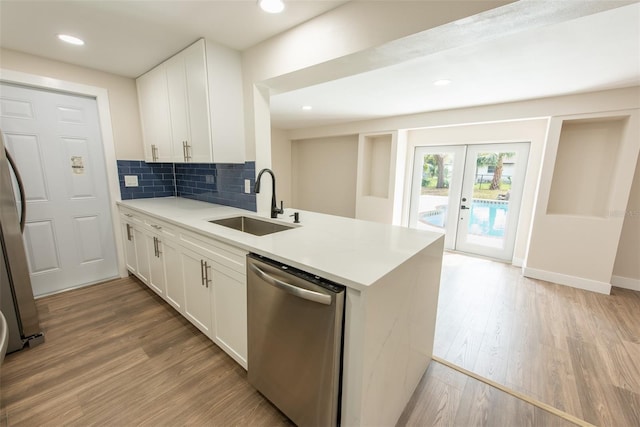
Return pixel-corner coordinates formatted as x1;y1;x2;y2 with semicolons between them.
465;150;518;250
415;151;456;232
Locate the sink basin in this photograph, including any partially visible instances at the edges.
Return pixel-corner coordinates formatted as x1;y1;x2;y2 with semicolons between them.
209;216;295;236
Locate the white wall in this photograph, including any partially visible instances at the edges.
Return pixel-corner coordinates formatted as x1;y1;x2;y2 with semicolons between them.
270;127;292;208
613;151;640;288
291;134;358;218
524;111;639;294
0;48;143;160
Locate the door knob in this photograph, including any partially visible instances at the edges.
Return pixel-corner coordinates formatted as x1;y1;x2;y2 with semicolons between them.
461;205;470;210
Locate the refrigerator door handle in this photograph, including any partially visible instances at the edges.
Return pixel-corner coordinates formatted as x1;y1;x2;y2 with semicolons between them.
5;149;26;234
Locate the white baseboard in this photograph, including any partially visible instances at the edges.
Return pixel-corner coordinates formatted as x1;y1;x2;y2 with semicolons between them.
511;257;524;268
611;275;640;291
522;267;611;295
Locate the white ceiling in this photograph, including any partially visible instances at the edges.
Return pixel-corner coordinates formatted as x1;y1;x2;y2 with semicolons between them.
271;1;640;128
1;1;639;130
0;0;347;77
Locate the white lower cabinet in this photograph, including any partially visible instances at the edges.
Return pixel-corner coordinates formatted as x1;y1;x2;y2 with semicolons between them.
133;227;150;284
145;231;165;297
211;264;247;366
121;219;138;274
119;206;248;369
181;247;213;337
163;239;185;313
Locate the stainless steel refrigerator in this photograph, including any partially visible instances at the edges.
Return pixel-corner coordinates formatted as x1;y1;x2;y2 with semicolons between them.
0;130;44;356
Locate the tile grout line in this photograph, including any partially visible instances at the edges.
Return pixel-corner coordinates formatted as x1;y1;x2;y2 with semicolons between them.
431;355;597;427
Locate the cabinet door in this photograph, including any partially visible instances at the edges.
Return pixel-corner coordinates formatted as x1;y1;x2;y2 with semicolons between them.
180;248;212;337
146;233;165;297
121;221;137;274
136;65;173;162
163;238;185;313
183;39;211;163
133;227;150;284
212;264;247;367
166;53;190;163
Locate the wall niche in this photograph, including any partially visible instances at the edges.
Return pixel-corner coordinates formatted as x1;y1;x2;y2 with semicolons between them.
547;117;627;218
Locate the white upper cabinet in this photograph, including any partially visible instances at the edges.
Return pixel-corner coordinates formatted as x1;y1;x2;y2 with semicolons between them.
137;39;245;164
136;64;173;163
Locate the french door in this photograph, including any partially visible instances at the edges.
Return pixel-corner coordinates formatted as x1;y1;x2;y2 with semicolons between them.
409;143;529;261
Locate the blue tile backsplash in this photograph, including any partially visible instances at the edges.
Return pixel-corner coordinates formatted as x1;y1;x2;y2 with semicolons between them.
117;160;256;211
117;160;175;200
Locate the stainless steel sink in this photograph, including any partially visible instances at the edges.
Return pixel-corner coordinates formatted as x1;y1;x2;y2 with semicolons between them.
209;216;295;236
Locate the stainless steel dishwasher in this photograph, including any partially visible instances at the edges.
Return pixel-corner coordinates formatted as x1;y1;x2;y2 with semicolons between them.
247;253;345;427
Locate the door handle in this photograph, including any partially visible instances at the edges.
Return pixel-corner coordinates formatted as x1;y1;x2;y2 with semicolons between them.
249;263;331;305
5;148;27;233
461;205;470;210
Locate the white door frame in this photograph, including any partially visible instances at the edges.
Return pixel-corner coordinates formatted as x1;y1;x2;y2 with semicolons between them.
0;69;127;279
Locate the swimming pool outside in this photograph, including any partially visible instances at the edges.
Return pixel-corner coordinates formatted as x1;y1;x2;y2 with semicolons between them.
418;198;509;238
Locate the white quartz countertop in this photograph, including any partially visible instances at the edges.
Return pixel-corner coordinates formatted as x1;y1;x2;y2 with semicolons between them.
117;197;444;290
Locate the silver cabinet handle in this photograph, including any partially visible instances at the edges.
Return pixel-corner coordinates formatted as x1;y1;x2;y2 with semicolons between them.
126;223;132;241
182;141;188;162
124;213;133;217
249;264;331;305
200;259;205;287
204;261;211;288
156;238;162;257
151;224;162;230
153;236;160;258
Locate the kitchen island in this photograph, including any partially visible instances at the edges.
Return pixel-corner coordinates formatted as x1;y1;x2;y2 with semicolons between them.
117;197;444;426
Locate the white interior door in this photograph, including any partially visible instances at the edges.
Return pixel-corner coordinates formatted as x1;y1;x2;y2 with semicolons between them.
409;142;530;261
0;83;118;296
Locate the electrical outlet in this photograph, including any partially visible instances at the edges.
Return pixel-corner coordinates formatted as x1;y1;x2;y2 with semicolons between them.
244;179;251;194
124;175;138;187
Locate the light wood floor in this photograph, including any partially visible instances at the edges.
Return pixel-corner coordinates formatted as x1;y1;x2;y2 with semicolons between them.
430;253;640;427
1;253;638;426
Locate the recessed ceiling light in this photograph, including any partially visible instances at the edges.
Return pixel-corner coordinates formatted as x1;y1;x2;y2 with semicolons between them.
259;0;285;14
302;105;312;111
433;79;452;86
57;34;85;46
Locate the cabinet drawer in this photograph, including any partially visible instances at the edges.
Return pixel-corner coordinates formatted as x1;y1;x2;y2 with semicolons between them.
143;217;176;239
180;230;247;274
120;209;143;226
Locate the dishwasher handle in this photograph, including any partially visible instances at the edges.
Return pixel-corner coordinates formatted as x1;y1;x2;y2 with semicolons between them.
250;263;332;305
